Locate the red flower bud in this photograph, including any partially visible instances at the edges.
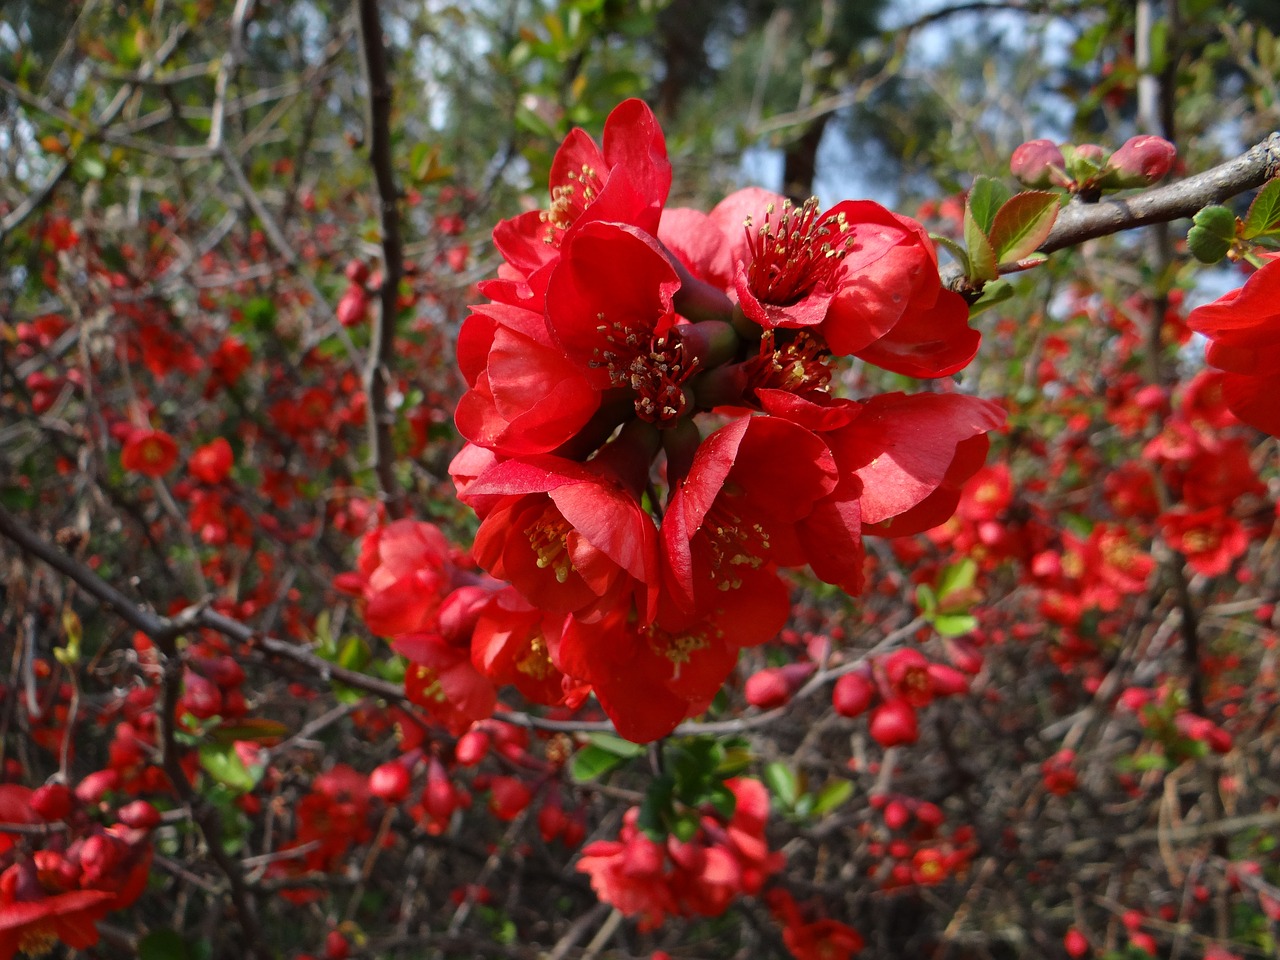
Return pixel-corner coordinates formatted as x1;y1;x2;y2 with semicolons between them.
1103;135;1176;188
30;782;75;821
744;663;814;710
369;761;412;803
336;285;369;327
344;259;370;284
1010;139;1066;187
117;799;162;830
832;671;876;718
455;729;490;766
869;700;919;747
1064;927;1090;958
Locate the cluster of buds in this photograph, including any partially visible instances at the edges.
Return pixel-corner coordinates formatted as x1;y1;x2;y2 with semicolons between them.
0;783;159;957
1011;135;1176;197
831;649;970;747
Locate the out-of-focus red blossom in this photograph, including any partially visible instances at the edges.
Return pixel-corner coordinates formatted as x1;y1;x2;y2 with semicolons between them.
0;883;115;959
1063;927;1090;958
832;670;875;717
334;519;458;637
745;663;815;709
1041;749;1078;795
576;778;781;930
336;284;369;327
188;437;234;484
869;699;919;747
1159;506;1248;577
1185;259;1280;436
1174;711;1233;753
766;889;864;960
487;775;532;821
120;428;178;477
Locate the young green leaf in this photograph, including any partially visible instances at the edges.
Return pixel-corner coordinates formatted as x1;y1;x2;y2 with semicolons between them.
1244;177;1280;239
967;176;1011;234
963;203;999;283
988;191;1059;262
1187;205;1238;263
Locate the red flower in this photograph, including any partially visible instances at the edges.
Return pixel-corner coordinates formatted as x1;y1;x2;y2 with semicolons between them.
455;299;601;457
470;586;581;707
661;415;837;622
335;519;457;637
676;187;979;376
0;885;114;959
1185;259;1280;435
188;437;233;484
545;221;692;425
557;604;741;742
1160;506;1248;577
767;889;864;960
466;453;659;618
120;428;178;477
492;98;671;282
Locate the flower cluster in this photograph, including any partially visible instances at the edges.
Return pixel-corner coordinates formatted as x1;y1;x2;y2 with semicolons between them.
575;777;782;929
445;99;1003;741
0;785;157;959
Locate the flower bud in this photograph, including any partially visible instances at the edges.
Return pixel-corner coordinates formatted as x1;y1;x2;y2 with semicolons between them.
1103;135;1176;188
369;761;413;803
744;663;815;710
832;671;876;718
869;700;919;747
1010;139;1065;188
31;782;75;821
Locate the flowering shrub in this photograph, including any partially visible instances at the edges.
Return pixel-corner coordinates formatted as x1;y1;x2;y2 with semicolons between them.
3;3;1280;958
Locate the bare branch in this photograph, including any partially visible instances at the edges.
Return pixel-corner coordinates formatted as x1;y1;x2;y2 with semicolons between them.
356;0;408;519
943;132;1280;291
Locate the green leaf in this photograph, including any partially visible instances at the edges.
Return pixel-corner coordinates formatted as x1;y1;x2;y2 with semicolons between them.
931;233;970;276
207;718;290;745
706;783;737;821
933;613;978;638
967;176;1010;234
198;742;261;794
139;929;192;960
812;779;854;816
963;202;999;283
916;583;938;616
763;762;798;808
1187;205;1238;264
988;191;1059;262
584;732;646;758
570;745;630;782
937;558;977;604
1244;178;1280;239
637;775;675;839
337;635;369;672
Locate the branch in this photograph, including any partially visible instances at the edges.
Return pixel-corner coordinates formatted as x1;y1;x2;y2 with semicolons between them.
942;132;1280;291
356;0;408;519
